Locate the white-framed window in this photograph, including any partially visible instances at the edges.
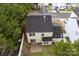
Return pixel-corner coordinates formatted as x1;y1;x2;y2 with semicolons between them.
30;39;36;43
29;33;35;36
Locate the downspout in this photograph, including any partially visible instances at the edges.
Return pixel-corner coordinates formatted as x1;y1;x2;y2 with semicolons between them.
18;34;24;56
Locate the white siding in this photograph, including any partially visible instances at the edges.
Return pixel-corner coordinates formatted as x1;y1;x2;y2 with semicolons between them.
53;38;63;42
26;32;53;43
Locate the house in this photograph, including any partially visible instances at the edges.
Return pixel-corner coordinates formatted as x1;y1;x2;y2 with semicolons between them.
25;10;67;45
25;11;53;45
25;10;74;45
24;4;79;45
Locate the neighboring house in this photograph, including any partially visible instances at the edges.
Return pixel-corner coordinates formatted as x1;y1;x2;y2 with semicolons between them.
64;12;79;43
65;18;79;43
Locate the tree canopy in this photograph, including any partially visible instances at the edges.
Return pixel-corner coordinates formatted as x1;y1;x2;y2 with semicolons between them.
0;3;32;55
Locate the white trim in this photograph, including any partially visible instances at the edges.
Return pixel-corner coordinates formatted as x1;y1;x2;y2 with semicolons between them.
18;34;24;56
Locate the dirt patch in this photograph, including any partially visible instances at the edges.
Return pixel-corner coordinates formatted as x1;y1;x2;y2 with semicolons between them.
30;43;42;52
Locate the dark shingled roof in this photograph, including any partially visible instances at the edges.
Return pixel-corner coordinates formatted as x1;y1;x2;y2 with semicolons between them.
74;7;79;17
25;11;71;32
26;12;53;32
53;26;62;38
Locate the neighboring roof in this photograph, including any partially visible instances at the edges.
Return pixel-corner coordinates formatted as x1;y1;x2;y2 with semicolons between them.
51;13;71;18
74;7;79;17
65;18;79;43
26;12;53;32
42;37;52;41
27;11;71;18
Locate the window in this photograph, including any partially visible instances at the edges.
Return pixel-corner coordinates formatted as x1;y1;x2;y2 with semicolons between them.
30;39;36;43
30;39;36;45
44;41;48;44
33;33;35;36
42;34;44;36
29;33;32;36
29;33;35;36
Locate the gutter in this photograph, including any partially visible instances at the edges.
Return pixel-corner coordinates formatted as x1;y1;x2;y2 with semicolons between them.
18;34;24;56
